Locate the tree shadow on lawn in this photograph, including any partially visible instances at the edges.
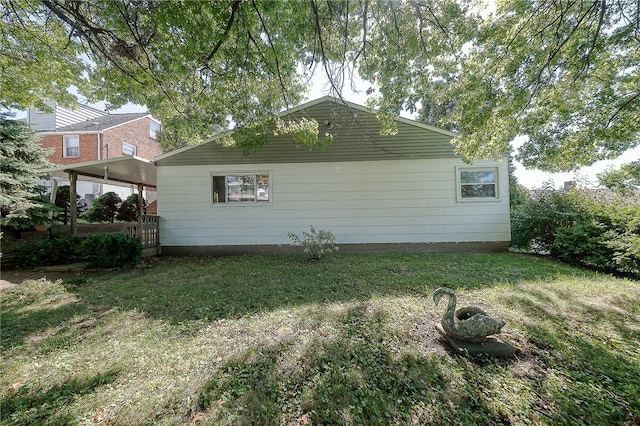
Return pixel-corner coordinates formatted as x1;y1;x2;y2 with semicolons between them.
65;253;599;325
0;253;611;352
188;288;640;425
193;304;512;425
504;287;640;425
1;369;119;426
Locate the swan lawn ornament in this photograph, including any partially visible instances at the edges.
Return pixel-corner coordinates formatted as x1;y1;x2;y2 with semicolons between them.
433;287;506;343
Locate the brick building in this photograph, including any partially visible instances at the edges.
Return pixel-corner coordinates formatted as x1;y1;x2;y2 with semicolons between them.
27;102;161;206
38;113;162;165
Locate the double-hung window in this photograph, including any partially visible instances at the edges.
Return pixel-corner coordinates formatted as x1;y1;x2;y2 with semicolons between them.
212;173;270;204
122;142;137;156
150;121;160;139
63;135;80;158
457;167;499;201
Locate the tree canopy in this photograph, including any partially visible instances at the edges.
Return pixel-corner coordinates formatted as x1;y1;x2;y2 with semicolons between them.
2;0;638;171
597;160;640;195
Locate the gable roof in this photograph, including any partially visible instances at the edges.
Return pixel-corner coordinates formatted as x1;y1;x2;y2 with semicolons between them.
155;96;459;166
38;112;151;134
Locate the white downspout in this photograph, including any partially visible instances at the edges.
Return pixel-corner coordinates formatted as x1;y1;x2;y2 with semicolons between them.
97;132;103;196
97;132;102;160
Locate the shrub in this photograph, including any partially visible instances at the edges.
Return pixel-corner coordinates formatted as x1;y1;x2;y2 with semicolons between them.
512;183;639;276
510;183;589;252
116;194;145;222
551;224;615;270
602;204;640;275
14;235;82;267
83;192;122;223
78;233;142;268
288;226;338;261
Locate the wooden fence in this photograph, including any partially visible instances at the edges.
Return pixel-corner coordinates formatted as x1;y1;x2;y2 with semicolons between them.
123;215;161;257
51;215;160;257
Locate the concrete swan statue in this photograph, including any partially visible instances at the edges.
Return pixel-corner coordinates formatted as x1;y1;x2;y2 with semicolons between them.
433;287;506;342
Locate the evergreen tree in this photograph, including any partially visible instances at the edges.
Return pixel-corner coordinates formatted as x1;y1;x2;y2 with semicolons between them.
0;115;52;225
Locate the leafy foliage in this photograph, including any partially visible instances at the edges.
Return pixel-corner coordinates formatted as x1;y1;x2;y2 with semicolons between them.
597;161;640;196
14;235;82;267
273;117;333;151
2;1;637;170
116;193;145;222
508;155;531;209
288;226;338;261
551;224;615;269
0;116;52;225
82;192;122;223
54;185;87;225
511;184;639;276
78;233;142;268
0;2;85;110
510;182;587;252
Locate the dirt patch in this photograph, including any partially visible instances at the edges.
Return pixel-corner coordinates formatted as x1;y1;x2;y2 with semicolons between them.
0;268;110;289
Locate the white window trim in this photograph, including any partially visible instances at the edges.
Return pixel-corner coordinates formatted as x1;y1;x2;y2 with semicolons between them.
63;135;80;158
210;171;272;205
455;166;500;202
122;142;137;156
149;120;160;139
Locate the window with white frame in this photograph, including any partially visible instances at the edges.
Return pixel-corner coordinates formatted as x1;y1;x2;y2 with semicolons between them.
149;120;160;139
122;142;137;156
212;173;270;203
457;167;499;201
63;135;80;157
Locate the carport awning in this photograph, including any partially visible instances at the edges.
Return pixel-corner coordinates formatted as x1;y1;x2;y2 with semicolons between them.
41;156;157;189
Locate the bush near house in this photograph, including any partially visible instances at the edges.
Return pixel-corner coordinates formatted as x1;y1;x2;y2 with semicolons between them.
12;233;141;268
288;226;338;261
511;184;639;276
14;235;82;267
78;233;142;268
116;193;146;222
82;192;122;223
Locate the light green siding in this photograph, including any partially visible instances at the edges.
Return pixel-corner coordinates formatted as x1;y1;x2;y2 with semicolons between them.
155;97;459;166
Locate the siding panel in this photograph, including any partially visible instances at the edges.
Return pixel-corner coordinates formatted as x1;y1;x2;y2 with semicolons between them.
158;158;510;247
156;99;460;166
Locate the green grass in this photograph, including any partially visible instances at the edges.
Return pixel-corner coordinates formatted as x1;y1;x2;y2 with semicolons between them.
1;252;639;425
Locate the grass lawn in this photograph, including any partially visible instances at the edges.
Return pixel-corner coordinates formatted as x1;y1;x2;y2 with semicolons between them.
1;252;639;425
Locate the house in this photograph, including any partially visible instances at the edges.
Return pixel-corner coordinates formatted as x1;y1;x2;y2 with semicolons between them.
154;96;511;255
38;112;161;165
28;101;161;206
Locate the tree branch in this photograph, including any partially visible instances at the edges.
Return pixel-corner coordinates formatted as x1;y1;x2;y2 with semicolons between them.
203;0;242;64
